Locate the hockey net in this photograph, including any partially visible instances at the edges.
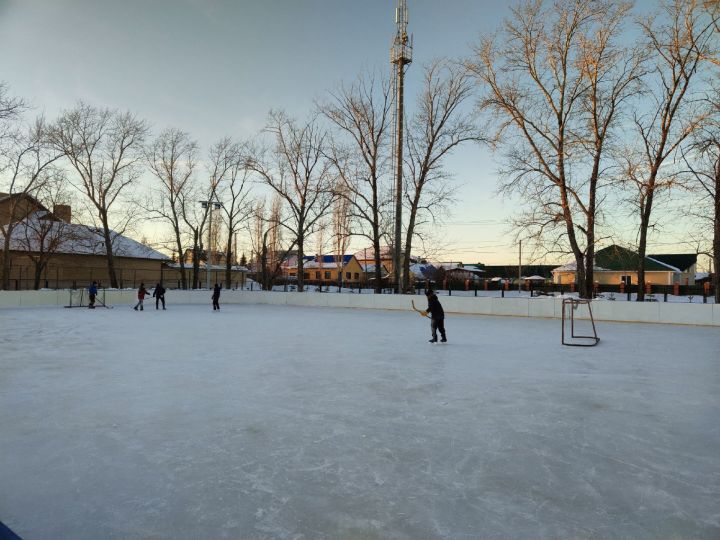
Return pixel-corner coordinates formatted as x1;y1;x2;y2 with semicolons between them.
561;298;600;347
65;289;87;308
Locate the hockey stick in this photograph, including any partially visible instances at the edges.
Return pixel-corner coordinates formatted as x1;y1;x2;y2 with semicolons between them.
411;299;429;318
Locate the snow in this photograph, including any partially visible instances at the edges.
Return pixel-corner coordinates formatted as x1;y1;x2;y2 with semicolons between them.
0;215;167;260
1;304;719;539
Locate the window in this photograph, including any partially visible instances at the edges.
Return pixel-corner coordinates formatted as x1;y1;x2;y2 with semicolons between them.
621;275;631;285
325;271;331;279
346;272;351;280
303;272;309;279
354;273;359;280
315;272;320;279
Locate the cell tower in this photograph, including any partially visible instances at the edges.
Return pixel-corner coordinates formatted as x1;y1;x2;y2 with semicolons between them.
391;0;412;293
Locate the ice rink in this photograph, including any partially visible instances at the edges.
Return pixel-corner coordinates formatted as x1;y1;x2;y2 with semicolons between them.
1;303;719;539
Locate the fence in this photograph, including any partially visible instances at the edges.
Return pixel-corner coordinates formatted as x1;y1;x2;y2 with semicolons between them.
1;289;718;326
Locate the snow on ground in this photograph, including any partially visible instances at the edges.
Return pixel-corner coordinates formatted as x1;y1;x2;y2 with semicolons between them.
1;304;719;539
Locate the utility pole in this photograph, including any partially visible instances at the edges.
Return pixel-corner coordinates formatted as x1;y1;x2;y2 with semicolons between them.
391;0;412;293
201;188;222;291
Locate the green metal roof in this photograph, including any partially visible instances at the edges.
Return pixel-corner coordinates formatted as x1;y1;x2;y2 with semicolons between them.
595;245;675;272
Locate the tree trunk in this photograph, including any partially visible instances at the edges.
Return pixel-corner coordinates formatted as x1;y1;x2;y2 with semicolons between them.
714;171;720;303
297;230;305;293
0;219;19;290
373;233;382;294
100;212;119;288
402;193;421;293
33;262;45;290
192;231;200;289
174;228;187;289
1;234;12;290
225;235;233;289
636;189;655;302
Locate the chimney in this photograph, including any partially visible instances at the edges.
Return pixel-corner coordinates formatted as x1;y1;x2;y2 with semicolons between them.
53;204;71;223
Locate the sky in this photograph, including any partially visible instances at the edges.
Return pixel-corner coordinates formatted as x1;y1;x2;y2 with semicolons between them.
0;0;707;268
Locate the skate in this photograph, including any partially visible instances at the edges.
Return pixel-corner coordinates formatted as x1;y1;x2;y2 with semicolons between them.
441;338;447;343
429;338;437;343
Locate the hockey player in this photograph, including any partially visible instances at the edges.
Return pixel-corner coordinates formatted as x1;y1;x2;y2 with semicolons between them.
153;282;166;310
212;283;221;310
88;281;98;309
133;283;149;311
422;289;447;343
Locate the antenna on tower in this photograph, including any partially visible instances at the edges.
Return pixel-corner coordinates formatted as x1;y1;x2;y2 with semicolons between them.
391;0;412;293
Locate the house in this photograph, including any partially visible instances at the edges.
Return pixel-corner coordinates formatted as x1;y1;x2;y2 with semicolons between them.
0;193;169;289
284;254;365;285
354;246;395;274
361;262;391;283
551;245;697;286
444;263;485;282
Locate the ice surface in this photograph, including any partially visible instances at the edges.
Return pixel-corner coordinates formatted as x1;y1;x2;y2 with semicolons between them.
1;304;719;539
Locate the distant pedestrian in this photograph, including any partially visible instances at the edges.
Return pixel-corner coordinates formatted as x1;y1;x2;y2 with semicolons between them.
88;281;98;309
153;282;166;310
134;283;149;311
212;283;221;310
424;289;447;343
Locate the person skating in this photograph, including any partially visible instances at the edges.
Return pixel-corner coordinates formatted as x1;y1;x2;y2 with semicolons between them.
153;282;166;310
423;288;447;343
88;281;98;309
133;283;149;311
212;283;221;310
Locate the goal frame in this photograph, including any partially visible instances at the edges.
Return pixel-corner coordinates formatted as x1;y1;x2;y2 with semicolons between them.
561;298;600;347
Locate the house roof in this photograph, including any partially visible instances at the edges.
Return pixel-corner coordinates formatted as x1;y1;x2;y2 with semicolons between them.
647;253;697;272
408;262;435;279
594;245;676;272
353;246;393;260
553;245;684;273
362;263;389;274
1;214;168;260
286;254;356;269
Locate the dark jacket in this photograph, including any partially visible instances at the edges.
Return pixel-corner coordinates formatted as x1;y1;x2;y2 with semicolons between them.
426;293;445;320
212;285;221;299
153;285;165;297
88;284;98;296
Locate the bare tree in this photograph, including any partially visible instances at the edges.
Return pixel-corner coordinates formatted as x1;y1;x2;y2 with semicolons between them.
50;102;149;288
207;137;254;289
1;118;62;289
332;188;352;290
0;83;25;148
145;128;198;289
250;195;295;290
247;111;336;292
626;0;717;300
180;178;213;289
322;73;394;293
403;59;484;291
681;90;720;302
17;176;77;289
470;0;644;298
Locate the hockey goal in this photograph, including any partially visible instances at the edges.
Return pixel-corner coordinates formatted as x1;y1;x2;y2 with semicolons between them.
561;298;600;347
64;289;87;308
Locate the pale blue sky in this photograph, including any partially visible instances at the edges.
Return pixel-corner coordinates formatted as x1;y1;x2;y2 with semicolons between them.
0;0;695;266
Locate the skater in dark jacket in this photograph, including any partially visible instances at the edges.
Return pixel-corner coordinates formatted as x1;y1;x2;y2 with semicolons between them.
153;282;166;310
88;281;98;309
212;283;221;310
134;283;149;311
424;289;447;343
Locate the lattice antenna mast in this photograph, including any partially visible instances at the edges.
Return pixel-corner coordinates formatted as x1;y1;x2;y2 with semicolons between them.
391;0;412;293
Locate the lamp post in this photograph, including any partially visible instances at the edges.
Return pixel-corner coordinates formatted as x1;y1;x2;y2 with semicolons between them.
200;199;222;291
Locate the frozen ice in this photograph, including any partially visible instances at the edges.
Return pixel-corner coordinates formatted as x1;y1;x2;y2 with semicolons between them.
1;303;719;539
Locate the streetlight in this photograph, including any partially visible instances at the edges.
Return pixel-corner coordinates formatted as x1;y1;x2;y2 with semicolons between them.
200;199;222;291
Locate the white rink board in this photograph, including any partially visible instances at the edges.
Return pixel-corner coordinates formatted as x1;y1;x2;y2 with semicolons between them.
1;289;718;326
